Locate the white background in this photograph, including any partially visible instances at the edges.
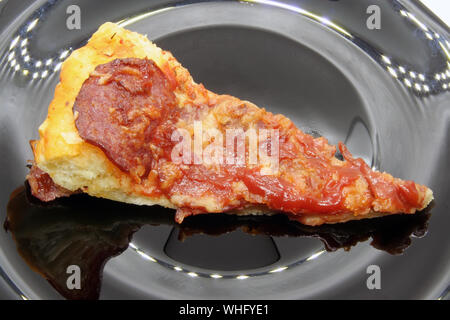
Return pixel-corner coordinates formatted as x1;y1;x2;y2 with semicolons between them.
420;0;450;26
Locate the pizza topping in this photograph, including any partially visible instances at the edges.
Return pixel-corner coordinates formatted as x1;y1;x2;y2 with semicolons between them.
27;165;73;202
339;143;421;212
70;57;426;221
74;58;177;181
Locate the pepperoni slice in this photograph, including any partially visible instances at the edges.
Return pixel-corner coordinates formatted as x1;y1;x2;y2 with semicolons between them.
74;58;176;180
27;165;73;201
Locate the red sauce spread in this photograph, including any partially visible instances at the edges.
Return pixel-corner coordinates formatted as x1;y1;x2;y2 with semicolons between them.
339;143;420;212
27;165;73;202
72;58;424;220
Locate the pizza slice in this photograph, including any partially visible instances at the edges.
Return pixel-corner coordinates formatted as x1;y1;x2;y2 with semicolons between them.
28;22;433;225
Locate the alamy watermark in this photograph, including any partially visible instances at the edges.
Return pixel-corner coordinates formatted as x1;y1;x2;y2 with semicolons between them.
66;265;81;290
66;5;81;30
170;121;279;175
366;264;381;290
366;5;381;30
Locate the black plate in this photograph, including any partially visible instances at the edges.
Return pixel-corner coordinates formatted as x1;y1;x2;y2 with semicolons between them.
0;0;449;299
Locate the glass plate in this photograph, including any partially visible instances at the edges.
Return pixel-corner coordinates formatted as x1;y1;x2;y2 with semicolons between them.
0;0;448;299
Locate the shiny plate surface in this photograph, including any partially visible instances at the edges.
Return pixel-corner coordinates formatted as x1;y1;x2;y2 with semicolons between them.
0;0;448;299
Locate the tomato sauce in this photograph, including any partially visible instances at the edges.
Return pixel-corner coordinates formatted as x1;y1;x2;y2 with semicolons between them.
73;58;423;219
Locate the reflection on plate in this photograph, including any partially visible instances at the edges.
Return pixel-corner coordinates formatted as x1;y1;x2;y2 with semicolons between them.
5;182;432;300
